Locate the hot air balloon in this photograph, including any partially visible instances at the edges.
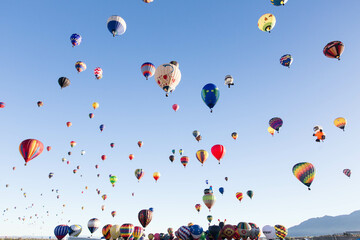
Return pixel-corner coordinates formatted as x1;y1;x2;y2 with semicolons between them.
135;169;145;182
271;0;288;6
138;141;143;147
179;149;183;155
268;127;275;136
154;62;182;97
89;113;94;119
224;75;234;88
70;33;82;47
248;223;260;240
92;102;99;110
110;143;115;148
88;218;101;235
49;172;54;179
313;128;326;142
225;177;228;181
54;225;69;240
274;225;287;240
120;224;134;240
69;141;76;148
178;226;191;240
195;204;201;213
81;150;85;155
37;101;43;107
231;132;238;140
193;130;200;138
236;192;243;202
68;151;72;156
258;14;276;32
111;211;116;218
262;225;276;240
172;149;175;154
343;169;351;178
102;194;107;200
58;77;70;89
190;225;203;239
323;41;344;60
110;175;117;187
143;0;154;3
247;190;254;199
196;150;208;166
75;61;87;73
129;154;134;160
101;205;105;211
280;54;293;68
69;225;82;237
237;222;250;240
141;62;156;80
181;156;189;167
47;146;51;151
138;209;153;228
334;117;346;131
19;139;44;166
207;215;213;224
148;234;154;240
169;155;175;162
102;224;113;240
0;102;5;108
100;124;105;132
292;162;315;190
153;172;160;182
12;166;15;170
73;169;77;174
211;144;226;164
219;187;224;195
221;225;235;240
133;226;144;240
201;83;219;112
94;67;103;80
203;194;216;211
101;155;107;161
269;117;283;132
107;16;127;37
172;104;179;112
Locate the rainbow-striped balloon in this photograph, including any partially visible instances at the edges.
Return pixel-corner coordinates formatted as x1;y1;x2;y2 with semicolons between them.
292;162;315;190
141;62;156;80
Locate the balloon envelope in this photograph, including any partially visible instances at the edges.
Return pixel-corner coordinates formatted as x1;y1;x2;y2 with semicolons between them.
258;13;276;32
54;225;69;240
19;139;44;165
201;83;219;112
107;15;127;36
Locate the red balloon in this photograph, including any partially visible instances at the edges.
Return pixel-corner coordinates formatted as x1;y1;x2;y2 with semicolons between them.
19;139;44;166
0;102;5;108
101;155;107;161
211;144;226;164
47;146;51;151
172;104;179;112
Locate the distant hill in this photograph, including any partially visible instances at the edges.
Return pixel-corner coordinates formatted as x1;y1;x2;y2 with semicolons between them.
288;210;360;237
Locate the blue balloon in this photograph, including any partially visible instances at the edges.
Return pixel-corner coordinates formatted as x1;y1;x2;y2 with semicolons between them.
107;16;126;37
201;83;219;113
205;180;208;184
219;187;224;195
54;225;69;240
149;207;154;212
100;124;105;132
70;34;82;47
189;225;203;239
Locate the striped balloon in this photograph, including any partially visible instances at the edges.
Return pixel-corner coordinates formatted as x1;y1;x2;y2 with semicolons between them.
19;139;44;165
180;156;189;167
323;41;344;60
120;223;134;240
235;192;243;202
141;62;156;80
343;169;351;178
94;67;103;80
178;226;191;240
133;226;144;240
196;150;209;166
269;117;283;132
70;33;82;47
274;225;287;240
279;54;293;68
75;61;87;72
138;209;153;228
54;225;69;240
292;162;315;190
88;218;101;234
237;222;250;240
102;224;112;240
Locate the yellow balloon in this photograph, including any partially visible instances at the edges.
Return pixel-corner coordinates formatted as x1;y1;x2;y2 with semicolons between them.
334;117;346;131
268;127;275;136
110;225;121;240
258;13;276;32
92;102;99;109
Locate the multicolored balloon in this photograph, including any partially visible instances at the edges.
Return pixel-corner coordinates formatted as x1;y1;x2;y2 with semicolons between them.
231;132;238;140
120;224;134;240
141;62;156;80
94;67;103;80
334;117;346;131
133;226;144;240
88;218;101;234
195;204;201;213
292;162;315;190
19;139;44;166
268;127;275;136
196;150;208;166
269;117;283;132
154;62;182;97
110;175;118;187
181;156;189;167
343;169;351;178
54;225;69;240
201;83;219;113
274;225;287;240
236;192;243;202
75;61;87;72
138;209;153;228
153;172;160;182
203;194;216;211
280;54;293;68
102;224;113;240
69;225;82;237
92;102;99;110
271;0;288;6
70;33;82;47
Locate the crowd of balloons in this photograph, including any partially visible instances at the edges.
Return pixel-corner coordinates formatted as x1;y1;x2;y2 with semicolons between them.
0;0;353;238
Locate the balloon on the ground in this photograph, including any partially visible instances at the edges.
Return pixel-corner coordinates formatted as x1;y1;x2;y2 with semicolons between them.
120;223;134;240
274;225;287;240
54;225;69;240
262;225;276;240
69;225;82;237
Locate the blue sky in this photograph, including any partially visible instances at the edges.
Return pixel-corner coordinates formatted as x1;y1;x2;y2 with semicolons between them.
1;0;360;237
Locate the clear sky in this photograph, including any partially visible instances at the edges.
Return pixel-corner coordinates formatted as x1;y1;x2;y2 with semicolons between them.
1;0;360;237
